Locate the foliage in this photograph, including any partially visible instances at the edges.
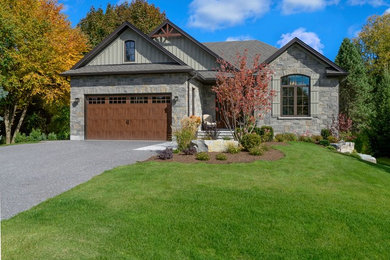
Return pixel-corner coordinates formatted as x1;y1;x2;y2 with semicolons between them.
0;0;88;144
335;38;372;130
13;133;30;143
369;69;390;157
227;143;240;154
215;153;227;161
213;50;274;142
29;129;46;142
298;135;312;143
339;131;357;142
249;145;265;156
356;14;390;73
48;105;70;140
319;140;330;146
196;152;210;161
327;146;337;151
175;129;195;152
338;113;353;133
320;129;331;140
241;133;262;151
327;136;338;143
157;148;173;160
2;143;390;259
78;0;166;47
182;146;197;155
173;149;179;154
222;136;231;140
252;126;274;142
355;131;371;154
181;116;201;134
48;132;57;141
311;135;323;144
275;133;298;142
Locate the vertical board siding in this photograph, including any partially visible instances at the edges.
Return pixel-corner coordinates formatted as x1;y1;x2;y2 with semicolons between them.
88;29;174;65
155;36;217;70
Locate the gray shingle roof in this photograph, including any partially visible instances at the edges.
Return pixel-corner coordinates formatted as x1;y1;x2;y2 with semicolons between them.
203;40;278;65
62;64;193;76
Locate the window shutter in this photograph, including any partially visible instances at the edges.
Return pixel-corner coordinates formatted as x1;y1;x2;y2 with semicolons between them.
271;78;280;117
310;78;319;117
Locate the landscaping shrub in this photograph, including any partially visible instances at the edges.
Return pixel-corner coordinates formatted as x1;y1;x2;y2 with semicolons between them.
29;129;46;141
182;146;197;155
227;143;240;154
215;153;227;160
321;129;331;140
196;152;210;161
241;133;262;151
14;133;30;143
252;126;274;142
173;149;179;154
175;128;195;151
158;148;173;160
327;135;338;143
319;139;330;146
339;131;357;142
222;136;231;140
48;132;57;140
311;135;323;144
275;133;297;142
327;146;337;151
275;134;284;142
299;135;312;143
249;145;265;156
355;131;372;154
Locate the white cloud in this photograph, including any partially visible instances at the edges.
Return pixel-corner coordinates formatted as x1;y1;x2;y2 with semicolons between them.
281;0;339;14
347;0;387;7
347;25;361;38
277;28;325;53
385;7;390;13
226;35;254;41
188;0;271;30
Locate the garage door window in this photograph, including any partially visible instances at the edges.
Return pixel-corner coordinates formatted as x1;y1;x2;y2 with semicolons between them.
130;96;148;104
152;96;170;103
109;97;127;104
88;97;105;104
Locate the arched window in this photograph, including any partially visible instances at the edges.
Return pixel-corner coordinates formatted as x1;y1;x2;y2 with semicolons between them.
281;75;310;116
125;40;135;62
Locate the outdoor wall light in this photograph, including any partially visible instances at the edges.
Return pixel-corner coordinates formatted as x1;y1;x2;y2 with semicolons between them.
174;96;179;102
75;97;80;103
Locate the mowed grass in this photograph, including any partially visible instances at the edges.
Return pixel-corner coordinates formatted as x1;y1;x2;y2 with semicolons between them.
2;143;390;259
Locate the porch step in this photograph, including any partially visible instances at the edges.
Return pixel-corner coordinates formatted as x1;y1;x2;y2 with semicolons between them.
197;130;234;140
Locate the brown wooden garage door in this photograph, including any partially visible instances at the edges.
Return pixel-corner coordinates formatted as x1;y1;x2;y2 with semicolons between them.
86;94;171;140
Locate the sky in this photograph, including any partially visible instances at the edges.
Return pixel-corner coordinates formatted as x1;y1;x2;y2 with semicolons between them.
58;0;390;61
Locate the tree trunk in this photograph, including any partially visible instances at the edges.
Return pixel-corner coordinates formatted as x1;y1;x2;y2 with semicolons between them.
11;105;28;143
4;104;17;144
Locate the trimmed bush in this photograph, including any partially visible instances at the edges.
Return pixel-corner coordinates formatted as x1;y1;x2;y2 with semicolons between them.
311;135;323;144
298;135;312;143
241;133;262;151
227;143;240;154
319;139;330;146
252;126;274;142
249;145;265;156
275;133;298;142
327;146;337;151
196;152;210;161
175;128;195;151
173;149;180;154
327;135;338;143
215;153;227;161
48;132;57;140
158;148;173;160
321;129;331;140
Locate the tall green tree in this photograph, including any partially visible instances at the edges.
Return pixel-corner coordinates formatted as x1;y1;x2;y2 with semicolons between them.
335;38;372;131
370;68;390;156
78;0;166;47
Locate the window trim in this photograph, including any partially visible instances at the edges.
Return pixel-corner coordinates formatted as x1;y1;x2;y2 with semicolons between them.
280;74;311;117
124;40;135;63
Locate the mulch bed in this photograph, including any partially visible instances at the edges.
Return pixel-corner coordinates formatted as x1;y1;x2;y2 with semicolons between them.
146;142;287;164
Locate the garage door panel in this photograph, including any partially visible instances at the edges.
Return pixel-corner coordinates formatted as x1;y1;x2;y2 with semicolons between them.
86;95;171;140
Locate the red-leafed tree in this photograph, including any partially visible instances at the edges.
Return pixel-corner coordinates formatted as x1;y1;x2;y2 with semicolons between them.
212;50;274;142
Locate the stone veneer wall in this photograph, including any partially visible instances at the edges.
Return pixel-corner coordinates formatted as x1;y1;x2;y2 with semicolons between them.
70;73;189;140
258;44;339;135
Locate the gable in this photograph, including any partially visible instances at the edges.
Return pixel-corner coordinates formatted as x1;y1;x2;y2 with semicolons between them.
88;28;176;66
150;20;219;71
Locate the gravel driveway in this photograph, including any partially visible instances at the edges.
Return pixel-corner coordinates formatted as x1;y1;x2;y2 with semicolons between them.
0;140;158;220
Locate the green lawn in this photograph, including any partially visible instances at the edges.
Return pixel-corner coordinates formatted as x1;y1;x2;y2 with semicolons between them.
2;142;390;259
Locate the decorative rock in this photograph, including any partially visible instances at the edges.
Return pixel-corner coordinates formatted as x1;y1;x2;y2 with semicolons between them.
191;140;208;152
204;140;239;153
330;141;355;153
358;153;377;164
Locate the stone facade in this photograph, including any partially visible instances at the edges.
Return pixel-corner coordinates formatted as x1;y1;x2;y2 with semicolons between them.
257;44;339;135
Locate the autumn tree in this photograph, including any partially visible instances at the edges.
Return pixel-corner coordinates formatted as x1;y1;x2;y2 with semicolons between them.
78;0;166;47
212;51;274;142
335;38;372;131
356;14;390;72
0;0;88;144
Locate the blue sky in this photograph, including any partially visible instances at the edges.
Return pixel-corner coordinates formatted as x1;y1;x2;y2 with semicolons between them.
59;0;390;61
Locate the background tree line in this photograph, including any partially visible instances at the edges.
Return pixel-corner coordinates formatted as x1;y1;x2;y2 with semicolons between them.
0;0;164;144
335;14;390;157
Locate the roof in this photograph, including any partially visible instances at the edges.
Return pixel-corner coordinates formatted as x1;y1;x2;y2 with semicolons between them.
61;64;193;76
203;40;278;65
196;70;218;83
149;19;223;62
264;37;348;76
70;21;186;70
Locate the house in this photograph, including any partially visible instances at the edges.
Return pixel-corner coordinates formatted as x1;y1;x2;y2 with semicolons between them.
62;19;347;141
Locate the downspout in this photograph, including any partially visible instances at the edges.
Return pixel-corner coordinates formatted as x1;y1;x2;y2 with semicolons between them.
187;71;197;116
